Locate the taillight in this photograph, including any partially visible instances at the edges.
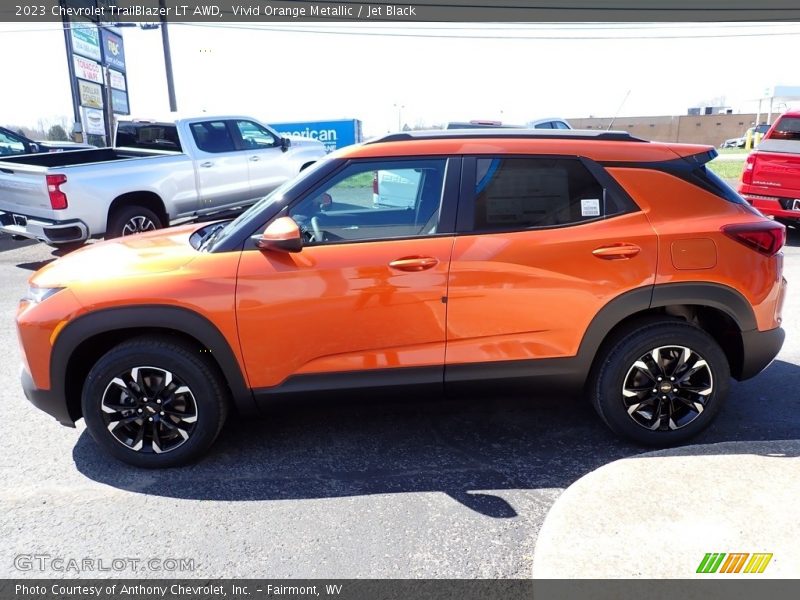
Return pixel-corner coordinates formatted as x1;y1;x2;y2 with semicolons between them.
722;221;785;256
46;174;68;210
741;153;757;185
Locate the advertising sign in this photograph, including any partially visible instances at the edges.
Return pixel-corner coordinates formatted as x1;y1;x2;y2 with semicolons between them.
101;29;126;72
109;69;126;91
73;55;103;84
111;89;130;115
269;119;363;153
71;24;101;61
78;80;103;109
81;107;106;136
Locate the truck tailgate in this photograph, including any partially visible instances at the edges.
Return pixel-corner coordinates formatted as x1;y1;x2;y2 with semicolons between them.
752;141;800;196
0;166;53;217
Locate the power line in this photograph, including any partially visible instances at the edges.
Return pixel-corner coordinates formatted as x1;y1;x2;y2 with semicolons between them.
177;21;800;40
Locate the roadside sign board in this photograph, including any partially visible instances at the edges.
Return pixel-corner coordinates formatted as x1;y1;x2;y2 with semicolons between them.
111;89;130;115
269;119;363;153
70;24;101;61
73;55;103;84
78;80;103;109
81;106;106;136
109;69;126;91
101;29;126;72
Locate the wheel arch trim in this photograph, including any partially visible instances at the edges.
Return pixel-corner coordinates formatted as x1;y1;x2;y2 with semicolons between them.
576;282;756;371
52;305;256;418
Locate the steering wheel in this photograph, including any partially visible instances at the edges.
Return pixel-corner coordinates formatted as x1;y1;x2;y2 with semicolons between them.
310;216;324;243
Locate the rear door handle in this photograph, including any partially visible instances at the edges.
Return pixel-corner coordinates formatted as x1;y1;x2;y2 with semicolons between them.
388;256;439;271
249;156;260;162
200;161;214;168
592;243;641;260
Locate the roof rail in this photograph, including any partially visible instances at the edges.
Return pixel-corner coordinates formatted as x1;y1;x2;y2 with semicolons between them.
366;129;647;144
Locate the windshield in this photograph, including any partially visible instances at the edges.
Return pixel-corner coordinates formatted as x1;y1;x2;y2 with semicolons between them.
205;158;331;252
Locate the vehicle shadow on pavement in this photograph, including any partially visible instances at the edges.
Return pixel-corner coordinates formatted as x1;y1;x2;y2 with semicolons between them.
72;360;800;517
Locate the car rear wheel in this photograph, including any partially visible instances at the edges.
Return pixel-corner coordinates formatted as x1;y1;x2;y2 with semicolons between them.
108;205;163;239
589;320;730;446
82;336;228;468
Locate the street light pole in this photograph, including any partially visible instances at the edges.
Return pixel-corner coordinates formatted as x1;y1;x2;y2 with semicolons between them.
394;103;405;131
159;0;178;112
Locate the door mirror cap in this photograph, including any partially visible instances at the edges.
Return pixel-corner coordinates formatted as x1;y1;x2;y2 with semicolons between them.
280;137;291;152
254;216;303;253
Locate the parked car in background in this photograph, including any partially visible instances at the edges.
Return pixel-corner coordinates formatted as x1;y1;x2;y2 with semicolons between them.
739;111;800;225
0;125;94;155
0;115;325;248
720;123;770;149
17;128;785;467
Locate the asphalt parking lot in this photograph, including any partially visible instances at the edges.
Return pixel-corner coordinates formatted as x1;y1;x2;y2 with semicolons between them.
1;230;799;578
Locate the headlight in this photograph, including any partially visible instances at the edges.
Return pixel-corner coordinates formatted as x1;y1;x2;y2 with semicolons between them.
22;286;65;304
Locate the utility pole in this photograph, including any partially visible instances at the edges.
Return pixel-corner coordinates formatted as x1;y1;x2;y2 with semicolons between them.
159;0;178;112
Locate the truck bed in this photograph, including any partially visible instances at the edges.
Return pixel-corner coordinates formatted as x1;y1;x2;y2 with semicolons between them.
0;148;179;170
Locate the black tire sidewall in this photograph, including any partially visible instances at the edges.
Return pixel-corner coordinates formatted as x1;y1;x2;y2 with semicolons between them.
108;205;162;239
82;341;226;468
593;323;730;446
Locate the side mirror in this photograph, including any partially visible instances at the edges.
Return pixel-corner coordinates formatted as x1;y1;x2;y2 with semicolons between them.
28;143;40;154
280;137;291;152
254;216;302;253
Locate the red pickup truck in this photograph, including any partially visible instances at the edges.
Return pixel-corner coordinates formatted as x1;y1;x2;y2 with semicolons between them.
739;110;800;225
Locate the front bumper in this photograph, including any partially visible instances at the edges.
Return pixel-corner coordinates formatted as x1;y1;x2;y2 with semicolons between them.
739;327;785;380
20;365;75;427
0;210;88;244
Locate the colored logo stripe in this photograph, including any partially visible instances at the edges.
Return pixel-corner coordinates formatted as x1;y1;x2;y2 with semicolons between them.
744;553;773;574
697;553;726;573
697;552;773;574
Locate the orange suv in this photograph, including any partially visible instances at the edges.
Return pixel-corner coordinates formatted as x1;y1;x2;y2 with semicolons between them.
17;130;787;467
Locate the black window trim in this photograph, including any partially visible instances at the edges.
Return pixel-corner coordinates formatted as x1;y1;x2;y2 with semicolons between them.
455;154;640;235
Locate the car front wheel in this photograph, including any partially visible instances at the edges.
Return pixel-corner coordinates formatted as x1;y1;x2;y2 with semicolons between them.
590;320;730;446
82;336;229;468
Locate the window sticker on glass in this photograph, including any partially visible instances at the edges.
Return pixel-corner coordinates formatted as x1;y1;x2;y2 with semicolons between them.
581;198;601;217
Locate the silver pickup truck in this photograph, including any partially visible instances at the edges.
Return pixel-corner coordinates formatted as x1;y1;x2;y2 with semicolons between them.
0;115;326;247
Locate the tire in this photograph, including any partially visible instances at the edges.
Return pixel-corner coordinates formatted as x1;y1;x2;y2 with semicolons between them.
107;205;163;239
589;320;730;446
81;336;229;468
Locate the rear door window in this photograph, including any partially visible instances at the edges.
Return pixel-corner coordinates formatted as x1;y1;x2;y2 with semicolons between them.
463;157;628;232
189;121;236;153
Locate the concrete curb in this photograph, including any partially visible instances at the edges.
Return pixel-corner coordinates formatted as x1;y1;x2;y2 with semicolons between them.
532;440;800;578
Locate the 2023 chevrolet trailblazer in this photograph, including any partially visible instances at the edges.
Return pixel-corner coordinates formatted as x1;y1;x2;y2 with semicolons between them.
17;130;786;467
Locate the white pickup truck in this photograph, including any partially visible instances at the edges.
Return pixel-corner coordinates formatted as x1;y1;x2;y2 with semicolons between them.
0;115;326;247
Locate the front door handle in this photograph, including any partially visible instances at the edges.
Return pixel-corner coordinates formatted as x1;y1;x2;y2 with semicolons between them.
249;155;260;162
592;243;641;260
200;161;214;168
388;256;439;271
